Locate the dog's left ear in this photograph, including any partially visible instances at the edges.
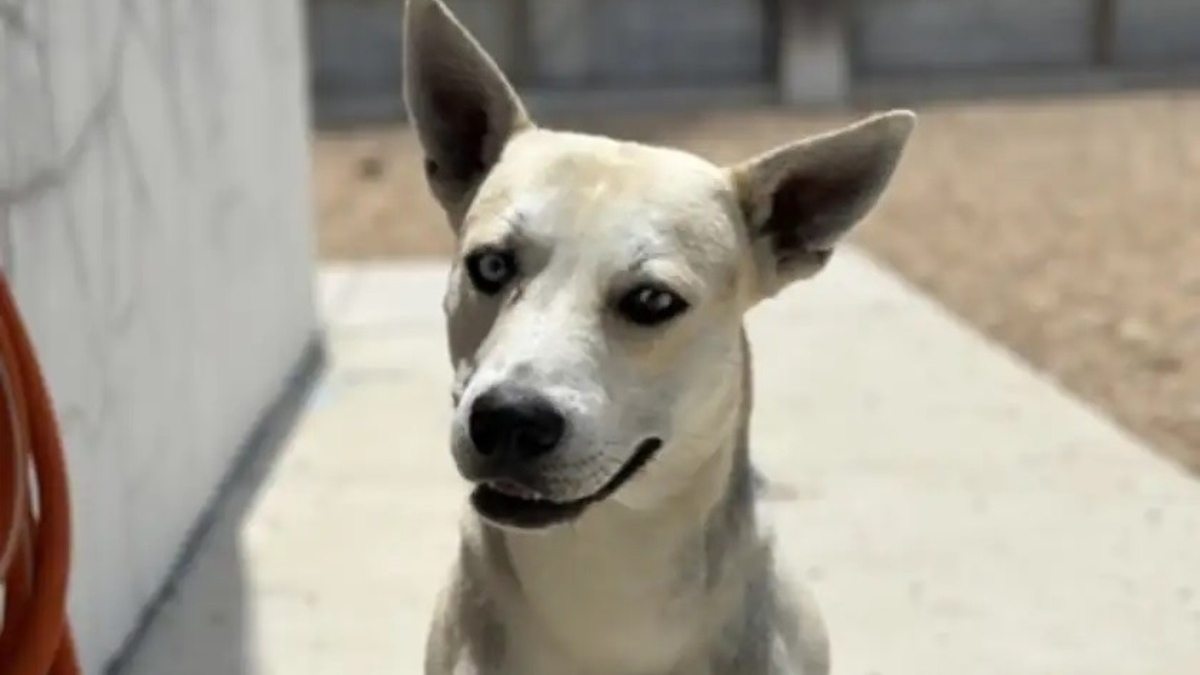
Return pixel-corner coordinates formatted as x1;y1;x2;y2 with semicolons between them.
729;110;915;298
403;0;532;222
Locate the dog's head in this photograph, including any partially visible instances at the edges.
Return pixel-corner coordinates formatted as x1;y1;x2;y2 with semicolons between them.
404;0;914;530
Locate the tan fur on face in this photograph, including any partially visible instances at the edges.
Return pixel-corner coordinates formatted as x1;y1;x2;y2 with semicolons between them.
436;111;914;505
405;0;915;506
441;127;758;505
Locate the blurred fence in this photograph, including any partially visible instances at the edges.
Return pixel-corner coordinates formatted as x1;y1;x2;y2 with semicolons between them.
308;0;1200;120
851;0;1200;76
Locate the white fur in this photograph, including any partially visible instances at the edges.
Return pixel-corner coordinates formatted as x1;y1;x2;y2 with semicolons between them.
405;1;916;673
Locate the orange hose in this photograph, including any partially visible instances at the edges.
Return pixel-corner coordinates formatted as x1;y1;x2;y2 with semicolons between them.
0;273;81;675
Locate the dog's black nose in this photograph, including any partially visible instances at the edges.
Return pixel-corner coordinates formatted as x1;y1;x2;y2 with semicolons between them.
468;385;566;461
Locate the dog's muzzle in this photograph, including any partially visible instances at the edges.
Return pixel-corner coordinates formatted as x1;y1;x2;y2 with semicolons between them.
465;383;567;468
454;383;664;529
469;437;664;530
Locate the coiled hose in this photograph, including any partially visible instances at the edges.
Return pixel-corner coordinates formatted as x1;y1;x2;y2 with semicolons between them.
0;273;80;675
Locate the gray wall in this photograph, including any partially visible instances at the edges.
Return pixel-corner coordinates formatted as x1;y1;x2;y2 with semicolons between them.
851;0;1200;75
851;0;1093;75
0;0;318;671
309;0;522;99
538;0;768;86
309;0;772;109
310;0;1200;114
1115;0;1200;65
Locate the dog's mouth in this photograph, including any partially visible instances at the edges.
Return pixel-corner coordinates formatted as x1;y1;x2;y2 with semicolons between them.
470;437;664;530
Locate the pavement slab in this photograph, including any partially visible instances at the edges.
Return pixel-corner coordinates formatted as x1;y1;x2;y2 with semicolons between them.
114;250;1200;675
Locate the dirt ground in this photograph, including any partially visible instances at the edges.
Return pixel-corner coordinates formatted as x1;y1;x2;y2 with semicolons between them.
313;89;1200;474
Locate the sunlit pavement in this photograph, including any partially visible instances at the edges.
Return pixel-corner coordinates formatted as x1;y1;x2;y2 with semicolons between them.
114;250;1200;675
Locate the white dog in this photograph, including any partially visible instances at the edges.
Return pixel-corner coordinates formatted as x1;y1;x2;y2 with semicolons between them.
403;1;916;673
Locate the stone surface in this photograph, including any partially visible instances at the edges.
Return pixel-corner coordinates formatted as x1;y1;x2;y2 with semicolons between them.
115;253;1200;675
0;0;317;671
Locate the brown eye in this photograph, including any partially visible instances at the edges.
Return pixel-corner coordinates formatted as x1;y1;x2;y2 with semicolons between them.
466;249;517;294
617;284;689;326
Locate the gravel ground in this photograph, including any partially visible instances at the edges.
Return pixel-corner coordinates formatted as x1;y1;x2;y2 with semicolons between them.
313;89;1200;474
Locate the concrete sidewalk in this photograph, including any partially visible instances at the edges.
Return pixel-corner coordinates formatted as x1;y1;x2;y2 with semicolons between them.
114;250;1200;675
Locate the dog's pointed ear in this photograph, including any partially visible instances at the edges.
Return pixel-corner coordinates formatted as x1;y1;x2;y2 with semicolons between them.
403;0;532;217
729;110;915;298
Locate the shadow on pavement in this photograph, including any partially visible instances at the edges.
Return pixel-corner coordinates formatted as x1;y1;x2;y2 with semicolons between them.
105;340;327;675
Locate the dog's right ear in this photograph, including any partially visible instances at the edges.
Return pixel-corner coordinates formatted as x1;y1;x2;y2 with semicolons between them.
729;110;915;299
403;0;532;221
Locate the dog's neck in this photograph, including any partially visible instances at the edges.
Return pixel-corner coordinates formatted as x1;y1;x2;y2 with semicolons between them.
473;339;760;672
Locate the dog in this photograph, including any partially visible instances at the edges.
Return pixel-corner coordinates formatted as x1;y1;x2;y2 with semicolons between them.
402;1;915;673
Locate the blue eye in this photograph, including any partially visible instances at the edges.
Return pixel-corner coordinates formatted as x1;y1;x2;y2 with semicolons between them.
466;249;517;294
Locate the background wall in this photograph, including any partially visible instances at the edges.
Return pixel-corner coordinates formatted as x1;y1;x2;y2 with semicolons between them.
848;0;1200;75
851;0;1094;75
308;0;776;121
0;0;318;672
308;0;1200;123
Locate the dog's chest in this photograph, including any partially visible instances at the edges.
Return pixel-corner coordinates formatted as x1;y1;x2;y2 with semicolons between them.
498;618;700;675
502;531;708;674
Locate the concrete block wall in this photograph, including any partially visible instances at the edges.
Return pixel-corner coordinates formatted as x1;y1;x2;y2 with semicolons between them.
309;0;408;100
778;0;848;105
1115;0;1200;65
851;0;1093;75
0;0;318;671
567;0;767;86
310;0;773;114
850;0;1200;75
309;0;518;101
308;0;1200;118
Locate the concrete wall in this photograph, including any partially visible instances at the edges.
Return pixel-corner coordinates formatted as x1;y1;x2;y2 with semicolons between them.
851;0;1200;75
0;0;318;672
552;0;767;86
309;0;518;100
309;0;771;114
851;0;1092;75
309;0;1200;116
1115;0;1200;65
